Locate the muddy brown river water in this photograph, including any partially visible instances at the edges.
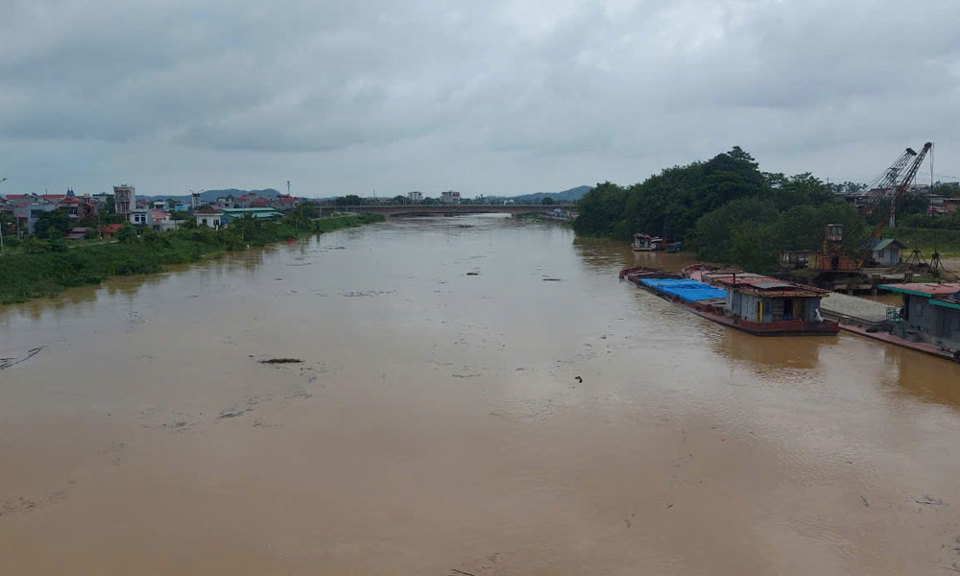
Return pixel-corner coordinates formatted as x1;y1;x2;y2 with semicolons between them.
2;214;960;575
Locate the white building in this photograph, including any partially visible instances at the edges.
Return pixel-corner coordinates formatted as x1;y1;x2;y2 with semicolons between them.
440;191;461;204
407;191;423;202
91;192;112;206
195;209;224;229
129;208;153;227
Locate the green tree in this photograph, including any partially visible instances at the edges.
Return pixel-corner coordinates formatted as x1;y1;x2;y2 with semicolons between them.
335;195;364;207
730;223;778;272
33;209;71;239
285;203;320;229
933;181;960;198
115;223;138;244
0;212;13;241
774;205;821;251
692;197;778;264
573;182;628;237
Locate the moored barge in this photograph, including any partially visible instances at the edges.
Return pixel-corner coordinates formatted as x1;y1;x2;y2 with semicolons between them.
631;233;665;252
622;265;839;336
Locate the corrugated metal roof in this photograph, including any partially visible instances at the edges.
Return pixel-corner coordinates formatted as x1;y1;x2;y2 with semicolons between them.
865;238;906;251
881;283;960;297
752;282;795;290
930;299;960;311
712;275;827;295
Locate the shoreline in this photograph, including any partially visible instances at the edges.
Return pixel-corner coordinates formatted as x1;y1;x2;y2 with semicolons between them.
0;213;384;305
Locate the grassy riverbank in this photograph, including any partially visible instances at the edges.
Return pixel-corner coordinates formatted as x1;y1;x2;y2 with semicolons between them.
0;213;384;304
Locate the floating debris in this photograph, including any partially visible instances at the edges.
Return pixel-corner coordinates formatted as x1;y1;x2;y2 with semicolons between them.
0;346;45;371
218;408;253;419
259;358;303;364
342;290;395;297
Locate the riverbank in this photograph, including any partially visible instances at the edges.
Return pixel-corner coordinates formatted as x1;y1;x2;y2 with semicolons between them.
0;213;384;304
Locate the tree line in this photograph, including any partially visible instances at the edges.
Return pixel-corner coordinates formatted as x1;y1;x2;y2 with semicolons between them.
573;147;937;271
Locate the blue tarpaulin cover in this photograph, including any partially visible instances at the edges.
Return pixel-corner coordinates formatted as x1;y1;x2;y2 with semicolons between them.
639;278;727;303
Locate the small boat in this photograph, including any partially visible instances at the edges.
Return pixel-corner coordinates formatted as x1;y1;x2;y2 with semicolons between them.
632;233;665;252
682;263;750;283
622;265;839;336
619;266;681;281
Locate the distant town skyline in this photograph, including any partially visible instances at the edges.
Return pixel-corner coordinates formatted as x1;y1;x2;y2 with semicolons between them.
1;1;959;197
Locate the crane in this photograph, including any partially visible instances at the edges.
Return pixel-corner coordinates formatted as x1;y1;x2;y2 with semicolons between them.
862;147;917;213
860;142;933;266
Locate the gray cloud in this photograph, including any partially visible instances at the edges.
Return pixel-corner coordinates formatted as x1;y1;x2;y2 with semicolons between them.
1;0;959;196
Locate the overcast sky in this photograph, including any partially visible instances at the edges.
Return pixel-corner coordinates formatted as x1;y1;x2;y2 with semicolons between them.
1;0;958;198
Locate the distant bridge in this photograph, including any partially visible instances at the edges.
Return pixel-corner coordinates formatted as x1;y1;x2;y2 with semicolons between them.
326;203;575;217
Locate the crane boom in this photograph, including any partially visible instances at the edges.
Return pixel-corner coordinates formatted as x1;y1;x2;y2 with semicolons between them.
859;142;932;267
888;142;932;229
862;147;916;214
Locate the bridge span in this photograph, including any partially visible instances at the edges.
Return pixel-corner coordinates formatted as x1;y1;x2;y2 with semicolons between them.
326;203;575;217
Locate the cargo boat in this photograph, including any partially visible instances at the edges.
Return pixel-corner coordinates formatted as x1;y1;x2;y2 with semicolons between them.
632;233;665;252
621;265;840;336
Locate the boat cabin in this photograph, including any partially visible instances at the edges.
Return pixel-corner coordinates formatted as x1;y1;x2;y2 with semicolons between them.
632;233;664;251
713;276;830;327
880;283;960;351
779;249;818;270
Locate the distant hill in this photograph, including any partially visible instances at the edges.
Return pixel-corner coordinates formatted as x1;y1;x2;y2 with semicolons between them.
143;188;282;202
509;185;591;204
199;188;281;202
135;186;589;203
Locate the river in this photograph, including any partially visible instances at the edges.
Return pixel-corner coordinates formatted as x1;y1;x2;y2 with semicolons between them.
1;214;959;574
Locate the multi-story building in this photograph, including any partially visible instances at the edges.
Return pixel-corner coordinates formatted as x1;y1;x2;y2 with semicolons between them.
114;185;135;218
91;192;112;206
407;191;423;203
440;191;461;204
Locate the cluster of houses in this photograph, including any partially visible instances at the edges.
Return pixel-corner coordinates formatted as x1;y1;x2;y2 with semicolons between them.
0;184;301;238
0;190;101;238
834;182;960;217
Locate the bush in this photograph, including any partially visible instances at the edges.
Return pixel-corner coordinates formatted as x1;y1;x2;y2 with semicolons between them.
0;213;384;303
115;224;138;244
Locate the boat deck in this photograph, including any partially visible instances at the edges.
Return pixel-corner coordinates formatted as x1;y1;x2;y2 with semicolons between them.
819;292;893;328
840;322;957;362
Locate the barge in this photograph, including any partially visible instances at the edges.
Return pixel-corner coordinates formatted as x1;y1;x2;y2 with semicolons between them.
632;233;665;252
622;265;839;336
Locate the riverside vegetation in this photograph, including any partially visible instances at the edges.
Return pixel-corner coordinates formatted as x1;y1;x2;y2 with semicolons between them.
573;147;960;271
0;207;383;304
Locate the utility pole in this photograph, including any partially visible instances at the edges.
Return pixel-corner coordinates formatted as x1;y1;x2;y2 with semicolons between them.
0;177;7;255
